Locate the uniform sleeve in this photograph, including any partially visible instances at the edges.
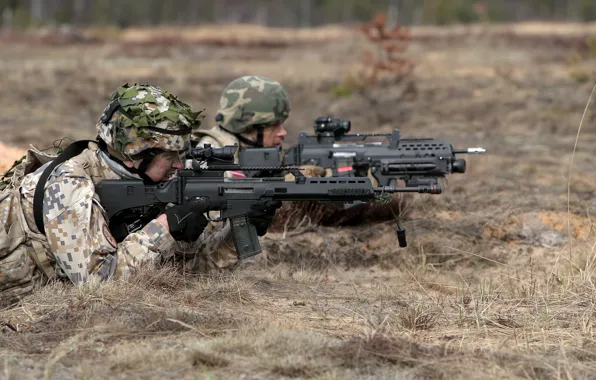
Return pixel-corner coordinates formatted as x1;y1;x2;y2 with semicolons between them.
42;164;176;285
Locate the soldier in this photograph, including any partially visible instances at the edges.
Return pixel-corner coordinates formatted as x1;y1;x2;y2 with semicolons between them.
190;75;401;233
0;82;279;307
192;75;290;164
191;75;325;176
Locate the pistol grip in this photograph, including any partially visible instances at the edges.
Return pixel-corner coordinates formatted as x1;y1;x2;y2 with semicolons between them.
230;216;262;260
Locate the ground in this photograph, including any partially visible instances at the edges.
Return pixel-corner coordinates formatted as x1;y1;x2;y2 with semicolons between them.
2;22;596;379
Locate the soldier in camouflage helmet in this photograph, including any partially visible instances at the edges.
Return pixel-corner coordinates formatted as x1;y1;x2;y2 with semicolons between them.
192;75;291;158
0;83;257;307
96;83;203;182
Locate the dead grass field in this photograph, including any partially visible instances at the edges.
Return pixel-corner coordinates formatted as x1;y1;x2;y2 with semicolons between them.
2;22;596;379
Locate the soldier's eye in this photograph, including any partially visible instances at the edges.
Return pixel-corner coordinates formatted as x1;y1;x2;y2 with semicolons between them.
163;150;186;161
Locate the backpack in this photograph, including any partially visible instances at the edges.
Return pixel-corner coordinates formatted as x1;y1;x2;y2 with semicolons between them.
0;139;94;234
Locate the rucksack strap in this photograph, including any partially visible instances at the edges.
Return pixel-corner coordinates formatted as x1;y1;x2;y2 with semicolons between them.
33;140;95;235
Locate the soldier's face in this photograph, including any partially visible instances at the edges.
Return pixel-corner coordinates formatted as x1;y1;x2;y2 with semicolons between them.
143;150;185;182
261;122;288;148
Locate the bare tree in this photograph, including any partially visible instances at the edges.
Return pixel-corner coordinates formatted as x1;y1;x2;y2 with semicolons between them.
185;0;202;25
1;6;12;29
341;0;355;24
254;4;268;25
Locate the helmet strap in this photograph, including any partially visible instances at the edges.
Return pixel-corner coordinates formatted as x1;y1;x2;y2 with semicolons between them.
127;161;156;184
256;126;264;147
233;125;265;148
136;158;154;177
96;138;157;184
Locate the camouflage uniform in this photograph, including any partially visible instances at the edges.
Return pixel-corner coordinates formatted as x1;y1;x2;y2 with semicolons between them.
0;83;205;306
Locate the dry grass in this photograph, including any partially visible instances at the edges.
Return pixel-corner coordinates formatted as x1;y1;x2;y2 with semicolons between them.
269;193;411;232
3;251;596;379
114;24;350;46
412;21;596;37
0;23;351;47
3;21;596;47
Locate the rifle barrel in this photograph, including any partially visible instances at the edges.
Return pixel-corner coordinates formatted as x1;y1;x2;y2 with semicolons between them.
452;147;486;154
377;184;442;194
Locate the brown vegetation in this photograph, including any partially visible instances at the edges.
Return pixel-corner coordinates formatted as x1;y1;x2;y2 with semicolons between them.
0;24;350;47
356;13;415;84
3;257;596;379
270;193;410;232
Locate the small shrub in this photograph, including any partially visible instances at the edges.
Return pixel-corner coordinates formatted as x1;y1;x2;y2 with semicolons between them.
330;84;353;98
569;67;592;83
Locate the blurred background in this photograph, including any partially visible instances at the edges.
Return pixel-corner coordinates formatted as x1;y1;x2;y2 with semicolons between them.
1;0;596;28
2;5;596;376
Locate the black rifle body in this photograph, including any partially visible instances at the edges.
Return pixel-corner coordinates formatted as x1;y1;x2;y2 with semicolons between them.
284;127;483;189
95;162;428;260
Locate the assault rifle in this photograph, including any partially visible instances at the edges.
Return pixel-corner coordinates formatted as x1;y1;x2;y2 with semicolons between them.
96;145;434;259
283;116;486;191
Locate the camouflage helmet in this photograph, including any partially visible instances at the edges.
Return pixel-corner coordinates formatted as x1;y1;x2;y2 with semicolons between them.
96;83;204;159
216;75;291;134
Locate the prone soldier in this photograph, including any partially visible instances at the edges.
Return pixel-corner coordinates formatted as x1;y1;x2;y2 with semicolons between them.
0;82;280;307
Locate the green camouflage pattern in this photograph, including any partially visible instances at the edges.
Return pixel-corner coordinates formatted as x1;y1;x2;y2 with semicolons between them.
97;83;204;158
216;76;291;134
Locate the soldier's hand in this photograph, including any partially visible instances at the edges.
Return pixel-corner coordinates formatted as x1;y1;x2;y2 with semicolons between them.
163;200;209;242
284;165;326;181
303;165;327;178
247;200;283;236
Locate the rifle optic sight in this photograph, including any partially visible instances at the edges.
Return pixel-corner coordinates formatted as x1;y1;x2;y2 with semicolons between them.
314;116;351;136
190;144;237;162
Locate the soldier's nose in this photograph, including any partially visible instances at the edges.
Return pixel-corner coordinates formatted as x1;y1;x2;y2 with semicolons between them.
172;159;184;169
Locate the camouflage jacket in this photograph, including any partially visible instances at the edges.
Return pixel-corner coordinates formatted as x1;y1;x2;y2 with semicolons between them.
1;141;198;305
